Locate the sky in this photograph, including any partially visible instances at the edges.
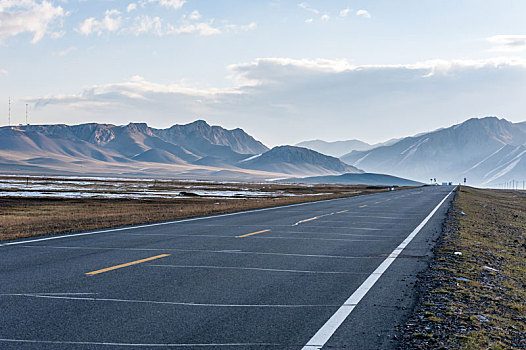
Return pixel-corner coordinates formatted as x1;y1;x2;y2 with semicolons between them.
2;0;526;147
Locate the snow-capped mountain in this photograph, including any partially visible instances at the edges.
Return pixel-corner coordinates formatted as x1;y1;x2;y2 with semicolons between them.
341;117;526;186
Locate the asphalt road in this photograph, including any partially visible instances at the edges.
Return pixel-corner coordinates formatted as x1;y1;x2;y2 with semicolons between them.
0;185;456;350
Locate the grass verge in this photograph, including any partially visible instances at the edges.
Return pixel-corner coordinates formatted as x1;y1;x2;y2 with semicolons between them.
401;187;526;349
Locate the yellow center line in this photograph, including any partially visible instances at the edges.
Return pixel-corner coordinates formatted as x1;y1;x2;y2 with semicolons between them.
336;210;348;214
85;254;170;276
359;205;368;208
236;229;271;238
299;217;319;223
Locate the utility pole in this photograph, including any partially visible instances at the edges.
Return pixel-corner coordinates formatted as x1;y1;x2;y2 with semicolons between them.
25;104;28;125
8;97;11;126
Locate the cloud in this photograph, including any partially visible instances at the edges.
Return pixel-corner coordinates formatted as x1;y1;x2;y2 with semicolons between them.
298;2;319;15
0;68;8;76
76;6;252;37
77;9;121;36
0;0;65;43
305;18;313;24
129;15;163;36
188;10;201;20
356;9;371;19
146;0;186;10
28;57;526;145
224;22;257;33
339;8;350;17
54;46;76;56
127;3;137;12
320;14;329;21
168;21;221;36
487;35;526;52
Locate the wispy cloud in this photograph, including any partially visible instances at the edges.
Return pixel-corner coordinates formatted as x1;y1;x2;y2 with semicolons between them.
188;10;201;20
0;0;65;43
54;46;76;56
126;3;137;12
0;68;8;76
339;8;351;17
320;14;330;21
168;21;221;36
77;6;254;37
145;0;186;10
129;15;163;36
487;35;526;52
356;9;371;19
77;9;122;36
298;2;319;15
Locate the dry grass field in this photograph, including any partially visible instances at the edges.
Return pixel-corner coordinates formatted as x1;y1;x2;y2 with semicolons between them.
402;187;526;349
0;177;403;241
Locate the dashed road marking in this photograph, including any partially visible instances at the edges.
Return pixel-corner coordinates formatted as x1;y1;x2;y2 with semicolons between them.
236;229;271;238
85;254;170;276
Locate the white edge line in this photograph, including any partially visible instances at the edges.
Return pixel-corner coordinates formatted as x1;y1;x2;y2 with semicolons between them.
0;196;351;247
0;339;280;347
1;293;337;308
301;187;456;350
0;188;420;248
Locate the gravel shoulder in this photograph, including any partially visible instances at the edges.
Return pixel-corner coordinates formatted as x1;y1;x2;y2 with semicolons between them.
400;186;526;349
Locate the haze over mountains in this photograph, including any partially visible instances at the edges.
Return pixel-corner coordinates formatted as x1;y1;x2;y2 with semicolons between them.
296;138;400;158
1;116;524;186
0;120;360;180
341;117;526;187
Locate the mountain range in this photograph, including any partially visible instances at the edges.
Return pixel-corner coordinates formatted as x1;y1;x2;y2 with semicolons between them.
2;117;524;187
0;120;360;180
340;117;526;186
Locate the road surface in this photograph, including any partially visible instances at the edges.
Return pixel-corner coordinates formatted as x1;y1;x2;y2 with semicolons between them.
0;185;455;349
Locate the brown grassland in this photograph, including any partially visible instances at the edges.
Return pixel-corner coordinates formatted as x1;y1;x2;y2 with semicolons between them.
402;187;526;349
0;183;400;241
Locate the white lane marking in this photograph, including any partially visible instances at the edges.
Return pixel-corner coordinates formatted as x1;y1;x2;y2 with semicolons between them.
0;196;357;247
22;292;98;295
147;264;370;275
123;234;382;242
16;245;380;260
1;293;338;308
299;232;392;238
0;339;281;347
301;188;455;350
318;220;407;225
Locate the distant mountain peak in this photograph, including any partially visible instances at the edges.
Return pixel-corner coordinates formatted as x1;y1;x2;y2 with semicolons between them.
341;116;526;186
295;139;373;157
239;145;362;176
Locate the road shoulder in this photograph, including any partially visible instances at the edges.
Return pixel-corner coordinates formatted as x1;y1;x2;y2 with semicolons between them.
400;187;526;349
